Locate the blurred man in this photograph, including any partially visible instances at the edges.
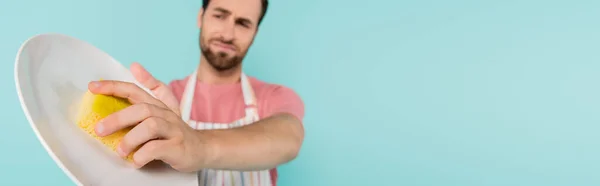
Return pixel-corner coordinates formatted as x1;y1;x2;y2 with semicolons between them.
88;0;305;185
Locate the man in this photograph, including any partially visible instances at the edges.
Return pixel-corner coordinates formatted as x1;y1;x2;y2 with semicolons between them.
87;0;305;185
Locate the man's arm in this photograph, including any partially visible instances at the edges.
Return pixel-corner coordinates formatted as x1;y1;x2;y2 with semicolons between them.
194;85;305;171
91;78;304;172
197;112;305;171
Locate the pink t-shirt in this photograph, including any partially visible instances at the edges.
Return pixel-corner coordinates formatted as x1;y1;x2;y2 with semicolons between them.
168;75;305;186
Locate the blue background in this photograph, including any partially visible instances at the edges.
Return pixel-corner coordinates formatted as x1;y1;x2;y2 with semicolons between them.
1;0;600;185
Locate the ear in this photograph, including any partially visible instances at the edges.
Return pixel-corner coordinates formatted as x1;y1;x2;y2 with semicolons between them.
197;8;205;29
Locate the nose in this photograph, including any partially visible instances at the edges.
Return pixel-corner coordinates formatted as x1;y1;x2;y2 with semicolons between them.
219;21;235;42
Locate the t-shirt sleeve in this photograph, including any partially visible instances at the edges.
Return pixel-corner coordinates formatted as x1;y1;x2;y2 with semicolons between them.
261;85;305;122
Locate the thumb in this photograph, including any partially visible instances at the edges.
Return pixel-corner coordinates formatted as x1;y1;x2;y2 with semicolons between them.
130;62;162;91
130;62;181;115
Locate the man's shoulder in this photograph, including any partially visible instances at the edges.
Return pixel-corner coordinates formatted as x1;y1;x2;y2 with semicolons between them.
247;76;301;100
167;76;191;101
167;76;190;89
248;76;305;120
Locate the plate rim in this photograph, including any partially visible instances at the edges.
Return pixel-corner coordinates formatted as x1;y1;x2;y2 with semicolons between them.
13;33;128;186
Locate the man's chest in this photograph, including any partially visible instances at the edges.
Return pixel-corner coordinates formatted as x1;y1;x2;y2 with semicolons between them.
187;92;251;123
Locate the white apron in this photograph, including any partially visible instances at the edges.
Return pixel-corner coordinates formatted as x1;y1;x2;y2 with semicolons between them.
179;70;273;186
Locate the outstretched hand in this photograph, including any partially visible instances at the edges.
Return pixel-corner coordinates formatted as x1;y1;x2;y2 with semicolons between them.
89;80;208;172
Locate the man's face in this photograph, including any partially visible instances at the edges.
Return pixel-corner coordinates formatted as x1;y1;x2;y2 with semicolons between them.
199;0;262;71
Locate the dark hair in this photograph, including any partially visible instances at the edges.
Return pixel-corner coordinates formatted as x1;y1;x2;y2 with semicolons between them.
202;0;269;26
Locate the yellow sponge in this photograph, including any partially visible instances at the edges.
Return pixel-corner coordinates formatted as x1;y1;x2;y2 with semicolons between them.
76;90;136;162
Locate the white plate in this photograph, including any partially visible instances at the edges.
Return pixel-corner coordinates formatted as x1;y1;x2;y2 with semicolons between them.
14;33;198;186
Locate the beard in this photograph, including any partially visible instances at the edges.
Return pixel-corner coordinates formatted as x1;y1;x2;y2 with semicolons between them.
199;33;245;72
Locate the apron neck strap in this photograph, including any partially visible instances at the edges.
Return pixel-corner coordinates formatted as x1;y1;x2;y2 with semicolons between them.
180;69;256;121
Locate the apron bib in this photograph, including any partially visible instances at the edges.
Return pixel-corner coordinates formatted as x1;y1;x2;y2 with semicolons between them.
179;69;272;186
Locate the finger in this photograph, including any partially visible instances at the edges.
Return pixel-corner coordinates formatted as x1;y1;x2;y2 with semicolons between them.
88;80;164;107
131;140;170;168
118;117;171;157
96;103;168;137
130;62;163;91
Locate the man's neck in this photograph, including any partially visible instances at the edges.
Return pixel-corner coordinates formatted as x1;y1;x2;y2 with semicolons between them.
196;58;242;85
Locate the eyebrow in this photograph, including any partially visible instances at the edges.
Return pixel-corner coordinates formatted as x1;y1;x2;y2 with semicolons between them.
212;6;255;27
213;7;231;15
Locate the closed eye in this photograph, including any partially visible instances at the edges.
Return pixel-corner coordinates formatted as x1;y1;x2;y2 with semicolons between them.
236;21;249;28
236;19;253;29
